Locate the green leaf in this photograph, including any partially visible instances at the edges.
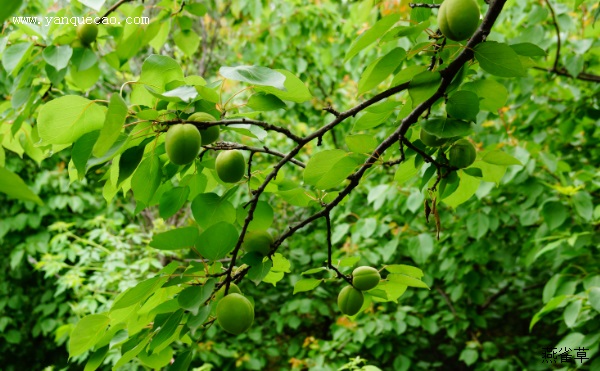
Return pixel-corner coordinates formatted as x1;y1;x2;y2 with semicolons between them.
248;258;273;285
353;110;394;131
254;69;312;103
446;91;480;121
0;0;22;24
111;277;163;311
421;117;472;138
114;332;152;368
72;131;101;178
220;65;286;90
388;273;429;289
159;187;190;219
542;201;568;229
92;94;128;158
391;65;427;86
139;347;174;369
510;43;547;57
303;150;359;189
173;29;200;56
481;150;522;166
589;287;600;313
530;295;568;331
409;71;441;108
247;93;287;111
358;47;406;94
459;349;479;366
177;279;215;315
117;144;146;185
474;41;526;77
150;227;199;250
68;314;110;358
146;85;198;103
345;134;378;154
131;55;185;107
196;222;239;260
187;306;211;331
84;345;109;371
394;156;419;185
443;172;481;208
461;80;508;112
2;42;33;75
385;265;423;278
572;192;593;221
0;167;43;205
38;96;106;145
563;300;581;328
345;13;401;61
236;201;274;231
42;45;73;70
131;154;162;208
277;188;314;207
191;193;236;229
293;278;322;294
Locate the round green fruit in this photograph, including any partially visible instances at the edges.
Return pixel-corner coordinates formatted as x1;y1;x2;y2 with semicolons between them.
420;129;448;147
216;293;254;335
214;283;242;301
337;285;364;316
449;138;476;168
77;23;98;45
352;266;381;291
437;0;480;41
165;124;202;165
215;150;246;183
189;112;220;145
242;231;273;256
70;39;85;48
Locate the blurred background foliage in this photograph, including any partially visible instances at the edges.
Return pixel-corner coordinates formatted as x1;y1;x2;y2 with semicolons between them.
1;0;599;370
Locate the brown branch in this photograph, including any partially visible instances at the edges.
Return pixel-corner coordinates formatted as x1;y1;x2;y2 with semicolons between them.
435;286;458;317
544;0;561;71
532;66;600;83
205;142;306;168
325;213;354;286
97;0;134;22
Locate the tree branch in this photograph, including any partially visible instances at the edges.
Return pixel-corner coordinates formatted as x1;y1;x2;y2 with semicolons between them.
205;142;306;168
544;0;561;71
532;66;600;83
410;3;441;8
97;0;134;22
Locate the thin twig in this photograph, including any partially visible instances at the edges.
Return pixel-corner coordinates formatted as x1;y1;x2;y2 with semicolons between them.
544;0;561;71
205;142;305;168
325;213;354;286
97;0;134;22
410;3;441;8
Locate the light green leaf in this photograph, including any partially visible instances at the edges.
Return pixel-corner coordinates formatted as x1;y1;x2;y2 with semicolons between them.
173;29;200;56
42;45;73;70
443;171;481;208
131;55;185;107
303;150;359;189
0;0;23;24
2;42;33;75
358;47;406;94
92;94;128;157
481;150;522;166
177;279;215;315
72;131;100;178
236;201;274;231
345;134;378;154
474;41;526;77
68;314;110;358
293;278;322;294
345;13;400;61
394;156;419;185
159;187;190;219
510;43;546;57
0;167;43;205
191;193;236;229
111;277;163;311
220;65;286;90
388;273;429;289
131;154;162;208
385;265;423;278
461;80;508;112
254;69;312;103
38;96;106;145
589;287;600;313
196;222;239;260
149;227;199;250
530;295;568;331
247;93;287;111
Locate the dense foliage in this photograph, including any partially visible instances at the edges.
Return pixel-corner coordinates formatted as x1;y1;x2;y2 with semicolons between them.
1;0;599;370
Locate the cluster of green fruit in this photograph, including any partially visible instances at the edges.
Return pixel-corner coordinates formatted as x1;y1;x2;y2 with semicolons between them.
164;112;246;183
420;131;477;169
437;0;480;41
338;266;381;316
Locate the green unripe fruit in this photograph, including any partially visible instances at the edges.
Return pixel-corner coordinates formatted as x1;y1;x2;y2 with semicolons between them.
337;286;364;316
214;283;242;302
352;266;381;291
70;39;85;48
189;112;220;145
215;150;246;183
420;129;448;147
242;231;273;256
216;293;254;335
449;138;476;168
165;124;202;165
77;23;98;45
437;0;480;41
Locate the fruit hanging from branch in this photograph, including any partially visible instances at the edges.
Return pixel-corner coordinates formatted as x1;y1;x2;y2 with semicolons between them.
188;112;220;145
215;150;246;183
76;23;98;46
165;124;202;165
352;266;381;291
437;0;480;41
216;293;254;335
338;286;364;316
448;138;477;168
